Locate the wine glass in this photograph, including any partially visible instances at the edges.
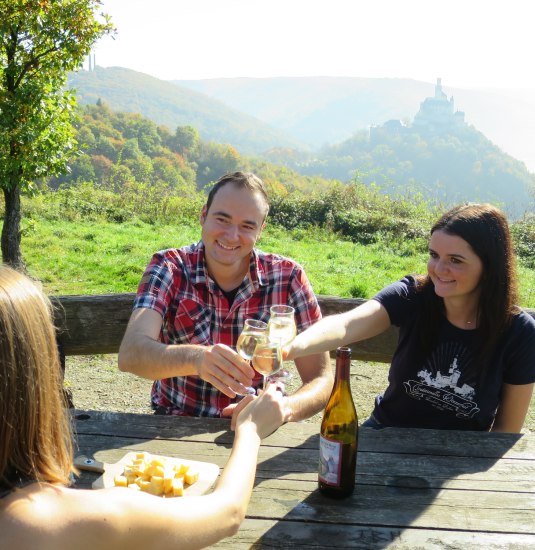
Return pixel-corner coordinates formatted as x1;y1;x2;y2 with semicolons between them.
235;319;268;395
268;305;296;347
267;305;296;386
251;341;283;388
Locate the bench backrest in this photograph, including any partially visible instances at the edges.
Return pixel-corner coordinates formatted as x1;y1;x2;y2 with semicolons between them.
52;293;534;364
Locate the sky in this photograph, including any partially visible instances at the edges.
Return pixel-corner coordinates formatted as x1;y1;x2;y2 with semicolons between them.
93;0;535;90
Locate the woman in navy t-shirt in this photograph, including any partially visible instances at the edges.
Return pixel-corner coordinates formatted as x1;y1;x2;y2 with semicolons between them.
287;204;535;432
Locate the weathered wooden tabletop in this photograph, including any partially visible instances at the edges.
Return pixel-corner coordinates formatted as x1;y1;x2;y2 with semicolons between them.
73;410;535;549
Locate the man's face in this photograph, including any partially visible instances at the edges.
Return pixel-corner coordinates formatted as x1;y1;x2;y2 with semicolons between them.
200;183;267;275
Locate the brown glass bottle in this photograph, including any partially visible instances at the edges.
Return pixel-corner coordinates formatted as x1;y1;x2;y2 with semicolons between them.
318;347;358;498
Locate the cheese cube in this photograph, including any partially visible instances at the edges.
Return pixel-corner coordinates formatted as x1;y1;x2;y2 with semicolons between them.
114;475;128;487
184;468;199;486
172;477;184;497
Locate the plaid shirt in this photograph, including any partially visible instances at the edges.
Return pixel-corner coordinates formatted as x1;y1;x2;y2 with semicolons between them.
133;241;322;417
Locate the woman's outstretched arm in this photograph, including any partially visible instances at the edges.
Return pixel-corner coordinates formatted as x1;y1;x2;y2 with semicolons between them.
286;299;391;359
2;385;286;550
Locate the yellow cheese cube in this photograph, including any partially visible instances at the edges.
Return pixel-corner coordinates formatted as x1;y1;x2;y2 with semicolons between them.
150;458;166;469
150;476;164;495
125;474;137;486
136;452;150;461
172;477;184;497
139;480;152;492
163;476;174;494
114;475;128;487
184;469;199;486
174;462;189;475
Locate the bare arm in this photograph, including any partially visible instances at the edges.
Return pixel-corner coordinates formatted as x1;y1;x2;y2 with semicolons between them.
286;299;391;359
118;308;254;397
491;382;534;433
4;386;285;550
285;352;333;421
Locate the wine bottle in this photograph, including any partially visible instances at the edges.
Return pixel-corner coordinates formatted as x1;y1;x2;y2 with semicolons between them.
318;347;358;498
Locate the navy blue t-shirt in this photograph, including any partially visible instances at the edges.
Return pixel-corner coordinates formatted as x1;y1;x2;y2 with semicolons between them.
372;276;535;430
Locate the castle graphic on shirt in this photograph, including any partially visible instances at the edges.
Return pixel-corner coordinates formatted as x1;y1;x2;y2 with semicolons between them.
403;345;479;418
417;356;475;399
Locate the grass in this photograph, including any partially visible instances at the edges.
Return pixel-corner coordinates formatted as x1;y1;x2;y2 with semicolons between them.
24;217;535;307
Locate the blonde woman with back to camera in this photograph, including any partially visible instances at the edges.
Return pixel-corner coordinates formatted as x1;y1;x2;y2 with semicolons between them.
0;266;285;549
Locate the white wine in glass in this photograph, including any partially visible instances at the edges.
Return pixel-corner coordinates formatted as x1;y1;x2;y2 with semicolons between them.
252;342;283;387
236;319;268;361
268;305;296;346
235;319;268;396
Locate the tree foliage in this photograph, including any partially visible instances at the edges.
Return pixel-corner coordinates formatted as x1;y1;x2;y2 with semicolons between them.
0;0;113;267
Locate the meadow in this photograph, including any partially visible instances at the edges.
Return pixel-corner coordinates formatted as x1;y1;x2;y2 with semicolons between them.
24;217;535;308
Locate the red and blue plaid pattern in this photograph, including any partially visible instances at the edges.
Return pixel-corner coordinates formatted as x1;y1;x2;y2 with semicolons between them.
133;241;321;417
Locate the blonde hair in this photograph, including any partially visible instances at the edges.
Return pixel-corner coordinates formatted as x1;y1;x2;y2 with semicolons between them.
0;265;73;489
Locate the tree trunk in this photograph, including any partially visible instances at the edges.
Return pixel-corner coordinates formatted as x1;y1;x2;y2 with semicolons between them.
1;186;25;271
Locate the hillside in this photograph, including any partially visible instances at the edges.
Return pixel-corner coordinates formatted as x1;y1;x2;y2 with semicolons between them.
267;123;535;218
67;69;534;215
177;76;535;173
68;67;301;154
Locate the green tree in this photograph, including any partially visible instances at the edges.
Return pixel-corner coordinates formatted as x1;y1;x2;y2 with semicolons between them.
169;125;200;160
0;0;113;268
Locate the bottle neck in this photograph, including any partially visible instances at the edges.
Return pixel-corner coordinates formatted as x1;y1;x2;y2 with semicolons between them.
334;348;351;383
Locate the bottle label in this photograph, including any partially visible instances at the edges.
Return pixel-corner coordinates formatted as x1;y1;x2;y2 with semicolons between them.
318;434;342;486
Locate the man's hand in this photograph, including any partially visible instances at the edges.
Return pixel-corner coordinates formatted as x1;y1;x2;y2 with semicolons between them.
196;344;255;397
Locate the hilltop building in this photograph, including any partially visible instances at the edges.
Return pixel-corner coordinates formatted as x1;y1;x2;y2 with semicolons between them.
369;78;465;142
413;78;465;130
86;53;96;71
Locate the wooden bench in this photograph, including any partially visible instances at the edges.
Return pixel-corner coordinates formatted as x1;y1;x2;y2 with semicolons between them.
52;293;535;363
52;294;398;362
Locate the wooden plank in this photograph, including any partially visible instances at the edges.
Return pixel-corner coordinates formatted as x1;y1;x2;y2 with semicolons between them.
52;293;135;355
54;292;535;361
74;433;535;492
73;410;535;459
242;478;535;535
51;293;535;363
53;293;398;359
212;518;535;549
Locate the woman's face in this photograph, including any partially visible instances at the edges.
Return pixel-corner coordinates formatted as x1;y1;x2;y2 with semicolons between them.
427;230;484;302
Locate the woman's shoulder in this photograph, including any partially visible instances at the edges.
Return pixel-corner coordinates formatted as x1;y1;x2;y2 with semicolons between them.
374;275;424;302
510;308;535;335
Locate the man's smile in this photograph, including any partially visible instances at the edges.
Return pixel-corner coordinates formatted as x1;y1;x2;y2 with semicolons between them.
216;240;240;250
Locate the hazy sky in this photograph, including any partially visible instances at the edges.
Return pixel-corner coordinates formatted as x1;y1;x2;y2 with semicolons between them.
94;0;535;90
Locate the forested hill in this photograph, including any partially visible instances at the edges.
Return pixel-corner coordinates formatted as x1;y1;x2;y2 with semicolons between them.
264;122;535;217
68;67;301;154
49;101;334;194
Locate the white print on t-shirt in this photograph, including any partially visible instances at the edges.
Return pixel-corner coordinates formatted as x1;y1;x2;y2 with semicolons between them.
403;347;480;418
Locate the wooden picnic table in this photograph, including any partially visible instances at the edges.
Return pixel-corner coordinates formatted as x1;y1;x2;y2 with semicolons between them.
73;409;535;549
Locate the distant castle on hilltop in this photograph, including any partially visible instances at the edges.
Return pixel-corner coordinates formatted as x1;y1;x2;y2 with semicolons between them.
370;78;465;140
413;78;465;129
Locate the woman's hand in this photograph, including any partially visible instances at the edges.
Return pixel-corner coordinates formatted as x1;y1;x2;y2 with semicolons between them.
232;383;288;439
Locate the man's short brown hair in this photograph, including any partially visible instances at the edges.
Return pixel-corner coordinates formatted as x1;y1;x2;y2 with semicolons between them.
205;172;269;219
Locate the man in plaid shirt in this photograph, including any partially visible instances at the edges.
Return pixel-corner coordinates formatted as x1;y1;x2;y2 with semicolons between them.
119;172;332;421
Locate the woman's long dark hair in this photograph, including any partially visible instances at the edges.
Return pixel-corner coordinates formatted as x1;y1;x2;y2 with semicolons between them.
416;203;518;378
